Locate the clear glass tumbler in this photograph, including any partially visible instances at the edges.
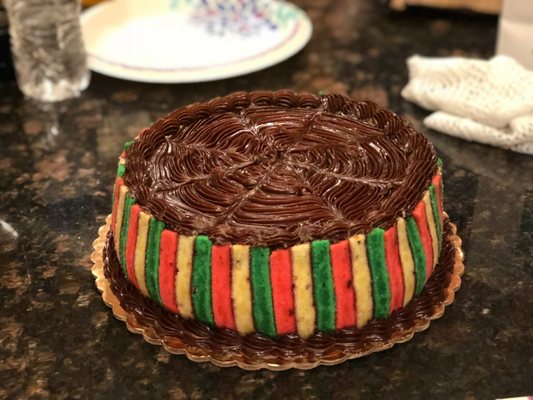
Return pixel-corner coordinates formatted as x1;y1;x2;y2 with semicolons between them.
3;0;90;102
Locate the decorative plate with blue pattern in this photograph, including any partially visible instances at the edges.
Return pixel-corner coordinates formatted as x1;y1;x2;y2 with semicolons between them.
81;0;312;83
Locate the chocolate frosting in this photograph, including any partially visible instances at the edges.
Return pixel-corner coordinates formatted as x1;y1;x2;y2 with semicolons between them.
125;90;437;246
103;222;455;363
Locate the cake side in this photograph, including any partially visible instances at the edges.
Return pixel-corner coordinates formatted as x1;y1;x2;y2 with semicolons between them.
111;163;443;338
109;91;444;339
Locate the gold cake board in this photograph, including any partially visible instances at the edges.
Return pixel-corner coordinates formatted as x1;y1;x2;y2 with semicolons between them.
91;215;464;370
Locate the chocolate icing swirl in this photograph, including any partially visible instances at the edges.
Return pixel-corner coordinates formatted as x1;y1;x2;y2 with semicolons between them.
125;90;437;246
103;222;455;364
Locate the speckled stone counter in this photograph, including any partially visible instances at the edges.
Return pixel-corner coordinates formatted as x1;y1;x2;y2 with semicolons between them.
1;1;532;399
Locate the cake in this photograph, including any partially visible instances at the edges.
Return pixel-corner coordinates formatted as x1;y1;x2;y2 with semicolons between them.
106;90;447;345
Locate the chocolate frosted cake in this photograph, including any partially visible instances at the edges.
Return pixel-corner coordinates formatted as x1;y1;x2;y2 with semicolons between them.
107;90;447;346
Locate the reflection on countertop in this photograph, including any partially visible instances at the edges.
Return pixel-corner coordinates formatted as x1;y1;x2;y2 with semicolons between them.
0;1;531;399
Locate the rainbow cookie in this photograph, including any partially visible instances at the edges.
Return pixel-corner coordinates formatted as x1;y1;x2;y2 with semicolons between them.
107;90;445;340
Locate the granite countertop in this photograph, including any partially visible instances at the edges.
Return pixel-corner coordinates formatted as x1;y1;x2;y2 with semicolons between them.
1;1;532;399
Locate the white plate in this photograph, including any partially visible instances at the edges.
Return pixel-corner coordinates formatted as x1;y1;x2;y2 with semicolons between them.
81;0;312;83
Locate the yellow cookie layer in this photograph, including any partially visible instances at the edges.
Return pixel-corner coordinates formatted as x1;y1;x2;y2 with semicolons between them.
291;243;315;339
397;218;415;306
231;245;254;335
176;235;195;318
133;211;150;296
423;191;439;268
349;234;373;328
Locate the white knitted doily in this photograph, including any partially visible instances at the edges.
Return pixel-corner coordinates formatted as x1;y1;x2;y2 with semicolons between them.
402;55;533;155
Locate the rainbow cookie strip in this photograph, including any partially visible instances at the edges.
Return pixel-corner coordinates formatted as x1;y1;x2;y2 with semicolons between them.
110;147;445;339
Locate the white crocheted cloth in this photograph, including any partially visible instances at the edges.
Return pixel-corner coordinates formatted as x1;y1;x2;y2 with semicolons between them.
402;55;533;155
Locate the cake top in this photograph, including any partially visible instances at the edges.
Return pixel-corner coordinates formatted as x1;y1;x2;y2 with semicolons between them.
125;90;437;247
